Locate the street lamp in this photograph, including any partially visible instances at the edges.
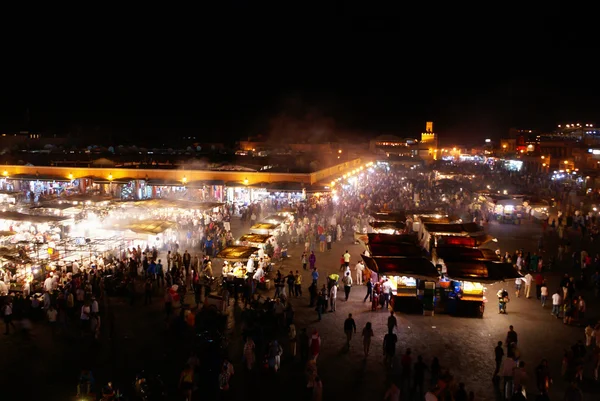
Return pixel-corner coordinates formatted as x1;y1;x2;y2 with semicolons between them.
243;178;249;185
182;176;187;185
68;173;74;180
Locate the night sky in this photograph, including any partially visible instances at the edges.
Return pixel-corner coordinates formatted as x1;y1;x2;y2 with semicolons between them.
1;6;597;146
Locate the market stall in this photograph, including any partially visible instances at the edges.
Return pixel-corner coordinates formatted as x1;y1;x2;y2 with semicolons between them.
237;233;272;249
439;260;520;317
369;221;406;235
419;222;484;253
361;254;440;313
249;222;280;236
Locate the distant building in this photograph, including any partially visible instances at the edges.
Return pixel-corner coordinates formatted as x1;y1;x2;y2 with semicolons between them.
546;123;600;144
369;122;438;164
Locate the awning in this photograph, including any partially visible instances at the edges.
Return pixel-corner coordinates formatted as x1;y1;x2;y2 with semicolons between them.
188;180;225;187
8;174;71;182
370;221;406;231
249;222;279;234
111;220;177;235
370;212;406;222
434;246;499;262
147;179;186;187
0;211;70;223
217;246;259;260
367;233;419;246
93;177;136;184
116;199;223;210
237;233;271;244
266;182;304;192
263;215;288;224
361;255;439;280
444;261;521;283
368;242;425;258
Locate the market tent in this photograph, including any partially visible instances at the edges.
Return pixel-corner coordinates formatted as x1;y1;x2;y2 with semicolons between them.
361;255;440;280
93;177;136;184
237;233;271;244
146;179;185;187
111;220;177;235
263;215;288;224
367;233;419;246
369;221;406;231
0;211;70;223
423;223;482;235
370;212;406;222
444;261;520;283
367;242;425;258
116;199;223;210
434;246;500;262
249;222;279;234
217;246;259;260
8;173;71;182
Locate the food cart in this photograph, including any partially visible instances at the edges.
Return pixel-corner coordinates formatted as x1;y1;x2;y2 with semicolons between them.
262;214;290;225
216;246;260;301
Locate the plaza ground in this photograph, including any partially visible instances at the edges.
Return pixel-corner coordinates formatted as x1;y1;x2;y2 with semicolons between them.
1;216;599;401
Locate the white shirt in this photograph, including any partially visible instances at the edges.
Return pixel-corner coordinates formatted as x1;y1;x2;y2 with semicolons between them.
342;275;353;286
541;286;549;297
91;300;99;314
44;277;53;292
80;305;91;320
524;273;532;286
515;277;522;285
330;285;337;299
552;293;562;305
72;262;79;275
253;267;264;281
246;258;255;273
355;262;365;272
258;248;265;259
382;280;393;294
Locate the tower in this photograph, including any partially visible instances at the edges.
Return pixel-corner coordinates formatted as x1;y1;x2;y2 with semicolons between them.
421;121;437;144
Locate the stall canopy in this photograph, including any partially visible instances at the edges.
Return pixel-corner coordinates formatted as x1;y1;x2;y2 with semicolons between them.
367;233;419;246
263;215;288;224
217;246;259;260
368;242;425;258
423;222;482;235
116;199;223;210
112;220;177;235
370;212;406;222
237;233;271;244
437;235;497;248
434;246;499;262
8;173;72;182
146;179;185;187
361;255;440;280
370;221;406;231
444;261;521;283
0;211;70;223
93;177;136;184
250;222;279;234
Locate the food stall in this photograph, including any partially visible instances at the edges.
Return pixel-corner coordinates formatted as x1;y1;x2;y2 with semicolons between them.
249;222;280;236
262;214;290;225
237;233;272;249
361;254;440;314
369;221;406;235
419;222;484;253
216;245;261;301
439;260;520;318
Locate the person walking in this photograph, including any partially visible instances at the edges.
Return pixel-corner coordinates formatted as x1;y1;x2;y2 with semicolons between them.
309;251;316;270
311;267;319;286
493;341;504;379
355;261;364;285
2;300;16;335
363;278;373;303
540;281;548;307
362;322;374;356
412;355;428;400
383;328;398;368
344;313;357;348
343;250;351;269
552;289;562;318
387;311;398;333
294;270;302;297
524;272;533;298
342;272;353;301
301;252;308;270
329;284;337;312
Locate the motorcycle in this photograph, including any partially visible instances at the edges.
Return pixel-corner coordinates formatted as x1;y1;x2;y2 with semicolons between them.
133;371;167;400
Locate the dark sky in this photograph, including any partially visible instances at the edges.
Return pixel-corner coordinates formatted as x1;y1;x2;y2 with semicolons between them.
1;4;597;146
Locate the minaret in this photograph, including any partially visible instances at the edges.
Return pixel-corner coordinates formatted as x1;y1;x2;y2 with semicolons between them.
421;121;436;143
